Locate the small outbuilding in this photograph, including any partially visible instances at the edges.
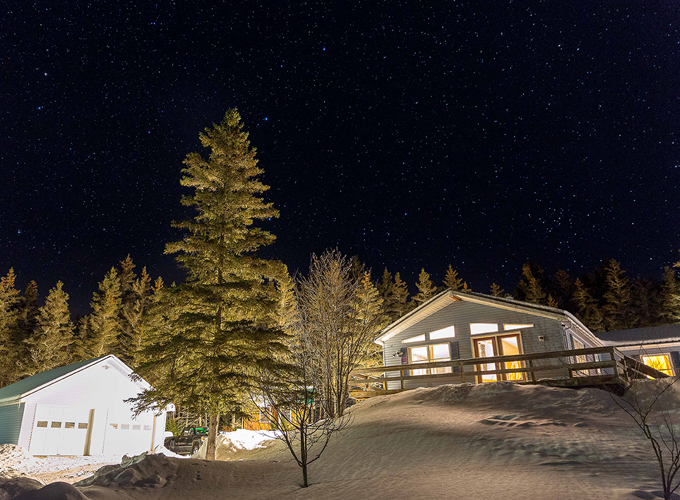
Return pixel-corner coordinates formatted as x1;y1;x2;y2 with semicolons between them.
0;355;166;457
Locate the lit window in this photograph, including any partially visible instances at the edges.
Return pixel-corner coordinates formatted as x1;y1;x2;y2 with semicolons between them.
121;424;130;430
65;422;75;429
403;334;426;343
78;423;88;429
470;323;499;335
51;422;62;428
144;425;152;431
132;425;141;431
36;421;48;428
642;355;673;377
109;423;118;430
409;344;452;375
503;324;533;330
430;326;455;340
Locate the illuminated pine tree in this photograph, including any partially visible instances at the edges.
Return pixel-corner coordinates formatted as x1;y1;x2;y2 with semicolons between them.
413;269;437;306
443;264;463;290
490;283;504;297
24;282;74;375
84;268;123;358
391;272;410;319
0;269;21;386
602;259;633;330
573;278;604;332
132;109;290;460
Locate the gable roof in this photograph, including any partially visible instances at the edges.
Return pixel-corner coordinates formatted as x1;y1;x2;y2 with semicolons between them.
376;289;592;344
594;324;680;346
0;355;136;405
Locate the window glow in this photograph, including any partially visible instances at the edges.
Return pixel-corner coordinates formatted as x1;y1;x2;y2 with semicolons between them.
642;355;673;377
403;334;426;343
409;344;451;375
470;323;499;335
430;325;456;339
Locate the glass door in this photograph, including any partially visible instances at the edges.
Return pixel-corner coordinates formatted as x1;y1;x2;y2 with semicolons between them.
472;333;524;383
497;333;524;381
473;337;498;383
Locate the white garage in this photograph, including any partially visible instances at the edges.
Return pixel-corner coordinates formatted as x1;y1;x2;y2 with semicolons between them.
0;355;167;457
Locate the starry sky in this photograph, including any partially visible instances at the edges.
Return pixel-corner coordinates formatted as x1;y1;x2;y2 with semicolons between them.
2;1;680;315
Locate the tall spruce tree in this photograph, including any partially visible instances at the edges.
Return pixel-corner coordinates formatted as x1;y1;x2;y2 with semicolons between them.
84;268;123;358
132;109;289;460
413;268;437;306
443;264;463;290
602;259;633;331
24;282;74;375
663;265;680;322
516;263;547;305
391;272;410;319
573;278;605;332
0;269;21;386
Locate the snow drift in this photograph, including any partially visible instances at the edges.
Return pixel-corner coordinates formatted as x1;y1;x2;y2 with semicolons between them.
1;381;677;499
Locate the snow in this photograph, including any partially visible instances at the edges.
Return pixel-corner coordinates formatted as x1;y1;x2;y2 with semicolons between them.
192;429;280;459
1;381;678;499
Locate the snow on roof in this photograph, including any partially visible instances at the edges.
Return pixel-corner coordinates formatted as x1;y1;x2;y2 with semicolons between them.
594;324;680;346
0;355;122;405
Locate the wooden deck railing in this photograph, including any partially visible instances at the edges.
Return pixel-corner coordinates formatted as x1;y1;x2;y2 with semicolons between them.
349;347;669;397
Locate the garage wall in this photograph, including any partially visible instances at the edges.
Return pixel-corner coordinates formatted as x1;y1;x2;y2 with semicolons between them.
23;358;162;456
0;403;25;445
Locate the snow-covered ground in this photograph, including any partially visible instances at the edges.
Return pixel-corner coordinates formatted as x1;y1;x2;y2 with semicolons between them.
1;381;676;499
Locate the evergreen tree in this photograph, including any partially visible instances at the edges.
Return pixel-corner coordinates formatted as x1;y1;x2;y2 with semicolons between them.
85;267;123;358
121;267;153;366
356;271;385;367
602;259;633;331
0;269;21;386
490;283;504;297
391;272;410;319
553;270;574;311
573;278;605;332
413;268;437;306
17;281;39;344
131;109;290;460
24;282;74;375
443;264;463;290
662;265;680;322
516;263;546;305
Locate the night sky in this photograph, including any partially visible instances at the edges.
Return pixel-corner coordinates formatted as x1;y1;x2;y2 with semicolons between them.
3;1;680;315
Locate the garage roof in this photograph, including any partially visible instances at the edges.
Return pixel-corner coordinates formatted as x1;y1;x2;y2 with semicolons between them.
0;355;111;404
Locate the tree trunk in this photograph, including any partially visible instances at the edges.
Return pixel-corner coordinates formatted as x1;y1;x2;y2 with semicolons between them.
206;413;220;460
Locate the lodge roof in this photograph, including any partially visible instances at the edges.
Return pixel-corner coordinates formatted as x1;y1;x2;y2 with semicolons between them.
594;324;680;346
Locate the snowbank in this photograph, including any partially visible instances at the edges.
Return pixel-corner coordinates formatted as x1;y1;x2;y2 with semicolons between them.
192;429;280;459
2;381;677;499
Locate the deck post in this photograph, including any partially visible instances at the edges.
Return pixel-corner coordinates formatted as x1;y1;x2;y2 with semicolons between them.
400;369;405;390
528;359;536;382
459;361;465;384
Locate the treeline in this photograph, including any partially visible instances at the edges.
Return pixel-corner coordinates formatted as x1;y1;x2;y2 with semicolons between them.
2;253;678;389
372;257;680;334
0;256;162;388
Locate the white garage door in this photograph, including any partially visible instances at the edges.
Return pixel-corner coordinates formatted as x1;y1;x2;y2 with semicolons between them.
30;406;91;456
103;409;155;457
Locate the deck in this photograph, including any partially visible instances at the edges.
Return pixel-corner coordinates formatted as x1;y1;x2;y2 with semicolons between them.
349;346;669;398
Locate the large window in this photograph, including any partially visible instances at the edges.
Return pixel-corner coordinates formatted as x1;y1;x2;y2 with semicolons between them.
408;344;452;375
642;355;674;377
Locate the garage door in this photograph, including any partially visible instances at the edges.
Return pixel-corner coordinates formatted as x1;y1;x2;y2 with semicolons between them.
30;406;91;456
103;409;155;457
